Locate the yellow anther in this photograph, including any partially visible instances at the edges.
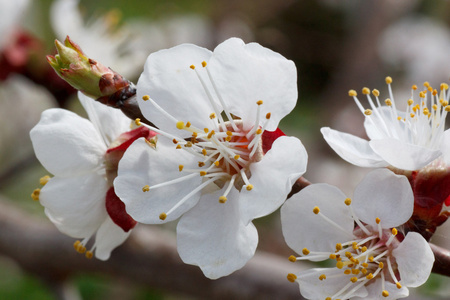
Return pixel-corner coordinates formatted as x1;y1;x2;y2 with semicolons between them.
336;243;343;251
288;255;297;262
445;105;450;112
345;251;352;258
372;89;380;97
207;130;215;139
385;76;393;84
219;196;227;203
179;165;184;172
382;290;389;297
159;213;167;220
391;228;398;235
397;116;402;121
176;145;182;149
375;217;381;224
366;273;374;280
443;101;449;106
350;277;358;283
302;248;310;255
352;269;360;275
142;95;150;101
266;112;271;119
378;262;384;269
361;268;368;274
176;121;185;129
419;91;426;98
198;162;205;167
214;161;220;167
31;189;40;201
433;89;438;96
77;244;86;254
433;104;438;111
313;206;320;214
172;139;178;144
204;128;209;133
344;269;351;275
344;198;352;206
287;273;297;283
326;298;331;300
73;240;81;250
348;90;357;97
135;118;141;126
200;171;207;176
396;282;402;289
364;109;372;116
184;142;193;148
209;113;216;119
384;99;392;106
226;131;233;136
190;65;195;69
441;83;449;90
226;136;232;142
329;254;337;260
423;81;430;88
85;251;94;259
256;128;262;135
39;175;51;186
352;242;358;250
319;274;326;281
202;149;207;156
361;246;367;252
246;184;254;191
234;155;240;160
336;261;344;269
369;256;374;262
412;84;417;90
362;262;369;268
186;121;191;128
407;99;414;106
362;87;370;95
410;113;415;118
428;86;433;92
201;61;207;67
256;100;263;105
142;185;150;192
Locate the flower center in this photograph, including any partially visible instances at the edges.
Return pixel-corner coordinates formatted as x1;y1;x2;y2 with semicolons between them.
349;77;450;149
288;198;404;299
138;61;273;220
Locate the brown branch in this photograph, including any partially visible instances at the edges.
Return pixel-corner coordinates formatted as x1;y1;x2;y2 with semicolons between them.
0;197;306;299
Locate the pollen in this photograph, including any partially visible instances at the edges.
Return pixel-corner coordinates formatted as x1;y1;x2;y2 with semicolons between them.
336;243;343;251
176;121;185;129
288;255;297;262
313;206;320;214
198;162;205;167
364;109;372;115
344;269;351;275
234;155;240;160
73;240;80;250
142;185;150;192
142;95;150;101
85;251;94;259
412;84;417;90
372;89;380;97
176;145;182;149
362;87;370;94
287;273;297;283
423;81;430;88
445;106;450;112
159;213;167;220
214;161;220;167
209;113;216;119
190;65;195;69
385;76;392;84
200;171;207;176
179;165;184;172
219;196;227;203
384;99;392;106
378;262;384;269
256;128;262;134
302;248;310;255
344;198;352;206
202;61;207;67
266;112;271;119
397;116;402;121
39;175;51;185
407;99;414;106
204;128;209;133
441;83;449;90
348;90;357;97
391;228;398;235
350;277;358;283
336;261;344;269
396;282;402;289
329;253;337;259
31;189;40;201
382;290;389;297
207;130;215;139
135;118;141;126
257;100;263;105
319;274;326;281
202;149;207;156
246;184;253;191
186;121;191;128
375;217;381;224
366;273;374;280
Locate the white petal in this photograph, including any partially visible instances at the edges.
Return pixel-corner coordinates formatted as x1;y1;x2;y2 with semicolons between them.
393;232;434;287
136;43;218;137
297;268;368;299
240;136;307;224
352;169;413;228
281;184;354;256
440;129;450;165
78;92;131;145
30;108;106;177
40;173;108;238
94;216;131;261
208;38;297;131
369;138;441;170
115;137;203;223
364;106;406;140
352;280;409;300
177;188;258;279
321;127;388;168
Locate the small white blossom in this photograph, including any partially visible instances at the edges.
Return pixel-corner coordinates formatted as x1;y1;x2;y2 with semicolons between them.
281;169;434;300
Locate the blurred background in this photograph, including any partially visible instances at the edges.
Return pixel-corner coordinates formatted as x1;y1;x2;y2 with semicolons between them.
1;0;450;299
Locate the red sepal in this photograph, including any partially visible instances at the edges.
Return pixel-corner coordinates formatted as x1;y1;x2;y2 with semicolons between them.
105;187;136;232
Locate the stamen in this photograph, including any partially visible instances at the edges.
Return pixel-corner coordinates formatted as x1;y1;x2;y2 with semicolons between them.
39;175;51;185
31;189;40;201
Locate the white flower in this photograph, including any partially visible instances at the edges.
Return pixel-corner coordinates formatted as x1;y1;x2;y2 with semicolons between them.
114;37;308;279
0;0;29;50
281;168;434;300
321;77;450;171
30;92;152;260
